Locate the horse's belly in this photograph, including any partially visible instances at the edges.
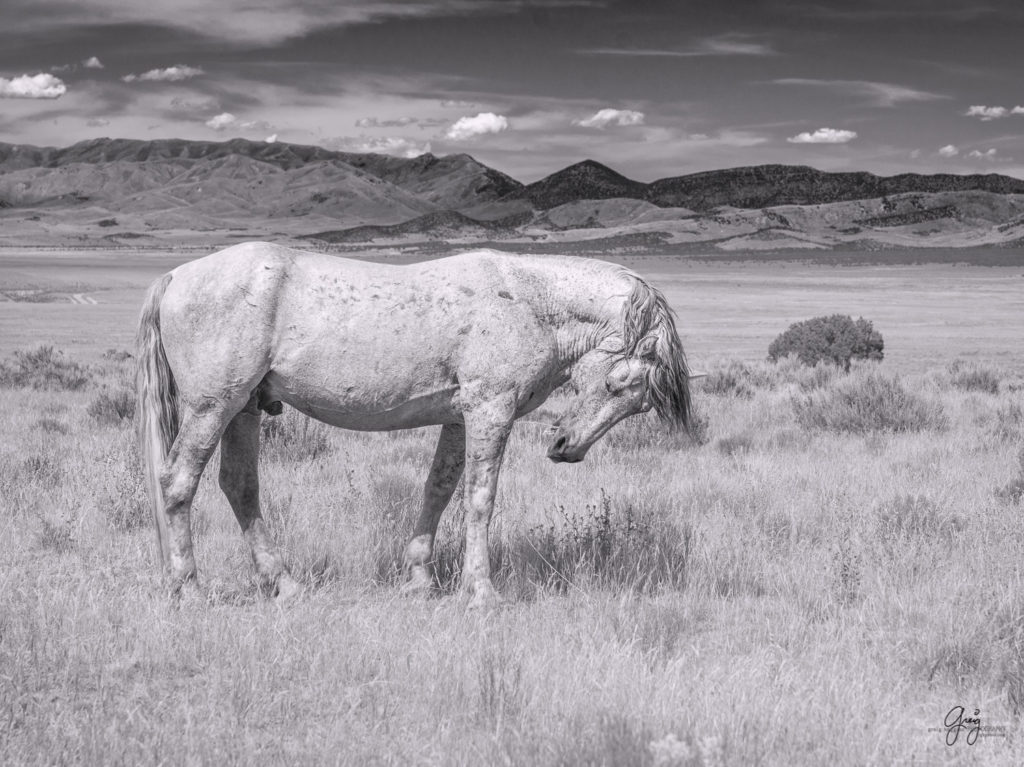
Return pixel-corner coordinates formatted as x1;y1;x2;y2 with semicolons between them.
263;372;460;430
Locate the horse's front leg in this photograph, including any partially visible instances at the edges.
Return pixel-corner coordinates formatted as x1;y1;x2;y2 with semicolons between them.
461;398;514;609
402;422;466;593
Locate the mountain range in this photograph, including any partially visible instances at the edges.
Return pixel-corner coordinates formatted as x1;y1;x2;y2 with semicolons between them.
2;137;1024;251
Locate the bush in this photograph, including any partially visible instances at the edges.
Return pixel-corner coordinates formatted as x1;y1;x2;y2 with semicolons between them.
700;360;776;398
87;387;135;425
792;370;946;433
947;360;1000;394
98;431;148;531
101;348;133;362
996;447;1024;505
0;346;92;390
513;490;691;595
768;315;883;371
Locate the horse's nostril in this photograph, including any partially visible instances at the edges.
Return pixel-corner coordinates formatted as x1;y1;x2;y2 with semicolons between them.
553;435;567;451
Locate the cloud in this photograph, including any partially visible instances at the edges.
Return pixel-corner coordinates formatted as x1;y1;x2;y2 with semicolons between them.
773;79;944;107
356;115;448;130
0;73;67;99
122;65;204;83
7;0;608;45
205;112;275;133
574;108;645;129
325;135;432;158
206;112;237;130
168;96;220;116
440;99;477;109
579;34;775;57
968;148;998;160
965;105;1007;120
938;144;959;157
356;116;416;128
965;105;1024;120
445;112;509;141
86;117;111;127
787;127;858;144
265;134;278;143
51;56;105;73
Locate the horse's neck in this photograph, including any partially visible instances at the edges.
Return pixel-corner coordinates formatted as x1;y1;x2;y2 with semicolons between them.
530;261;627;366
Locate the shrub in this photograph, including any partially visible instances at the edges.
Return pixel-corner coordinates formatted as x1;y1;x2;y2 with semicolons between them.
101;348;133;362
93;430;148;531
947;360;1000;394
700;360;775;398
36;418;70;434
996;447;1024;505
716;432;755;456
773;354;841;391
989;401;1023;442
513;490;691;595
792;370;946;433
768;314;883;371
874;494;963;548
0;346;92;390
87;386;135;425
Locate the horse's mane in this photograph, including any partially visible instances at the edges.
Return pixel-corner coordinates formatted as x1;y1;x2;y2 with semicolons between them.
617;272;692;429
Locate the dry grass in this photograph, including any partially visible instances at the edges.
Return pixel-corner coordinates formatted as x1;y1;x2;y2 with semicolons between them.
1;344;1023;765
3;254;1024;765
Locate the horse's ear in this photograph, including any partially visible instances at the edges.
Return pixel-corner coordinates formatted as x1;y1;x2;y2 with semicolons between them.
635;335;658;360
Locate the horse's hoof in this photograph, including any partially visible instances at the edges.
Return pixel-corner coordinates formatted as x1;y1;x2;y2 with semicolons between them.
173;578;206;607
273;573;303;603
466;583;503;611
400;568;436;598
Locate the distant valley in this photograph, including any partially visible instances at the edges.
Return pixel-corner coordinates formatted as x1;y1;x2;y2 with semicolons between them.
2;137;1024;253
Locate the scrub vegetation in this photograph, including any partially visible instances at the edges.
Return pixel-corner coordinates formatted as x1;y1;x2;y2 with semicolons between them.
1;253;1023;765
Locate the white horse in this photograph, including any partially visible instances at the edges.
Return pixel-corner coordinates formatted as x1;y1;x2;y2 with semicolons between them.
136;243;691;607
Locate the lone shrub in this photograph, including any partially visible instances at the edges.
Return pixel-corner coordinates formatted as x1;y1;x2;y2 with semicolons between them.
0;346;92;390
793;370;946;433
768;315;883;371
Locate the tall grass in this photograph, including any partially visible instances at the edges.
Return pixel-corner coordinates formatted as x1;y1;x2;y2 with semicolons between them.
2;354;1024;765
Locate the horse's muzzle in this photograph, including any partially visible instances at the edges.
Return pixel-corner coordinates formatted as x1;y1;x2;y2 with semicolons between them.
547;431;584;463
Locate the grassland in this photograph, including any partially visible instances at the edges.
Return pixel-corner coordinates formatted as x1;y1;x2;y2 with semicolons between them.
1;247;1023;765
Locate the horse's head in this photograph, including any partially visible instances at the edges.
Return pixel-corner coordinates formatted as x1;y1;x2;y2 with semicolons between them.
547;274;691;463
547;341;659;462
548;333;692;466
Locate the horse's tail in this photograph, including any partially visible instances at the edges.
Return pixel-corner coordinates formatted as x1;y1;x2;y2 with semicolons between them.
135;273;178;570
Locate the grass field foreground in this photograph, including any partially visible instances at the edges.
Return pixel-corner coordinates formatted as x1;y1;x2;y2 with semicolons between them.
1;343;1023;765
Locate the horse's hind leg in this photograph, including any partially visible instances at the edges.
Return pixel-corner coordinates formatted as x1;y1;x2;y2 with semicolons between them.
162;407;235;596
219;397;300;600
402;422;466;593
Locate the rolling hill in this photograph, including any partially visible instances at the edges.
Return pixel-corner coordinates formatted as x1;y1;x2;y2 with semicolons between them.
1;137;1024;251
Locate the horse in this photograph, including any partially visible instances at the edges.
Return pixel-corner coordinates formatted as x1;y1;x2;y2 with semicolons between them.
136;243;691;607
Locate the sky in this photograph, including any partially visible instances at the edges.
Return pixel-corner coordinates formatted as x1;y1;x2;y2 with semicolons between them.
1;0;1023;182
